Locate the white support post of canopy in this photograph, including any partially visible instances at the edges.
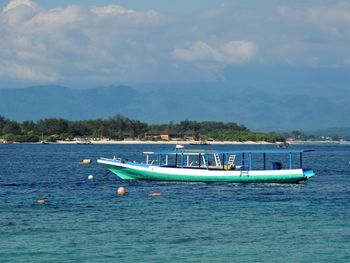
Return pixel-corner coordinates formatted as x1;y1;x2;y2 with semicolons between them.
202;154;207;168
249;152;252;170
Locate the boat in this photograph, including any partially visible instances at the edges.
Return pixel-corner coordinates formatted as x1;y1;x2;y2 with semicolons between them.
277;142;290;148
75;137;92;144
97;148;315;183
76;141;92;145
40;132;49;144
190;140;210;145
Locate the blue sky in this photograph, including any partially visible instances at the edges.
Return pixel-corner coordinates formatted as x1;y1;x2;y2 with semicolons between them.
0;0;349;88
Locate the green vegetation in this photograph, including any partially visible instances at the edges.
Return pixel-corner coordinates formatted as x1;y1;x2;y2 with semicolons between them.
0;115;285;143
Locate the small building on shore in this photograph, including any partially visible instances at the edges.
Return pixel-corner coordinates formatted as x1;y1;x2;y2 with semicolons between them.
160;129;179;140
144;129;180;140
122;132;134;140
144;129;161;139
182;130;198;141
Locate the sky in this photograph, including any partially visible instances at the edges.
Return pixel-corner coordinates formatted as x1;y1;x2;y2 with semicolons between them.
0;0;350;88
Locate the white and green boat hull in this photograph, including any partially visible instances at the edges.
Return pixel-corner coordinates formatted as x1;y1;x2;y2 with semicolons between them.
98;159;315;183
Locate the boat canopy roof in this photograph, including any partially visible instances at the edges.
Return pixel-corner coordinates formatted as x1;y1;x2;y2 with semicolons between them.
143;149;314;155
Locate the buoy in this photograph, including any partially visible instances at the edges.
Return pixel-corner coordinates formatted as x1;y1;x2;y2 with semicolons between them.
80;159;91;165
88;175;94;180
36;200;46;204
148;193;161;197
117;187;126;195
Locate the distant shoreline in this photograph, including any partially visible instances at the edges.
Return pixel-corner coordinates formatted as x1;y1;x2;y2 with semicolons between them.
287;140;350;145
2;139;349;145
55;140;274;145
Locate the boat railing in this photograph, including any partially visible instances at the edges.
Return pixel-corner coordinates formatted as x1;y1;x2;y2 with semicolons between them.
142;159;158;165
100;157;122;162
228;155;236;166
141;149;311;171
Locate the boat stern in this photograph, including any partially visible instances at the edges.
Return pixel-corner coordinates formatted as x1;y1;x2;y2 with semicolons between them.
303;169;315;179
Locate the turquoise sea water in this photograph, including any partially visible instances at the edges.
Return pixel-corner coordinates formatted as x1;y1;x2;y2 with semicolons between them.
1;144;350;262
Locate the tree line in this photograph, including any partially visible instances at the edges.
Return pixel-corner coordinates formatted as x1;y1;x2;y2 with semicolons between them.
0;115;286;143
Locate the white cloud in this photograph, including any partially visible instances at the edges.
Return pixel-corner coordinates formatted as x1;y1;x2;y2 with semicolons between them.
25;5;84;30
274;2;350;67
278;3;350;37
3;0;39;12
221;41;257;64
0;0;163;84
1;0;350;85
172;40;257;65
91;5;135;16
172;41;220;63
0;60;59;82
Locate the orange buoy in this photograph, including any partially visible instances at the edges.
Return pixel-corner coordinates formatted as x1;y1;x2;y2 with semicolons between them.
80;159;91;165
36;199;46;204
148;193;161;197
117;187;126;195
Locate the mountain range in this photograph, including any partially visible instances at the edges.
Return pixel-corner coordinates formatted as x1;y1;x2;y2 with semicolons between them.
0;84;349;132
